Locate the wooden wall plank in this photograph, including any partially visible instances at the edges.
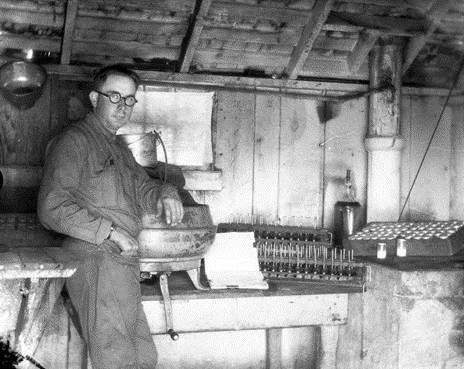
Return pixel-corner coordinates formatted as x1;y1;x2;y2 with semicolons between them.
322;98;368;231
278;97;323;226
449;102;464;219
253;94;281;222
400;95;452;221
206;91;255;223
400;95;413;220
50;77;92;138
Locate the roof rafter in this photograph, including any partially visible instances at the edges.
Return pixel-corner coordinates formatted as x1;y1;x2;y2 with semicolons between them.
402;0;453;75
178;0;213;73
60;0;79;65
347;30;380;73
330;12;428;36
1;34;178;60
0;34;60;52
283;0;334;79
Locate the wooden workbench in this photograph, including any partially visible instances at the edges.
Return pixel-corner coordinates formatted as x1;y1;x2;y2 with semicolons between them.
0;243;364;369
141;275;360;332
140;273;362;369
0;246;77;368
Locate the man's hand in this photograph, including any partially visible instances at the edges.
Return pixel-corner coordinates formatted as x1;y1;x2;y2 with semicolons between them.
109;226;139;256
155;197;184;225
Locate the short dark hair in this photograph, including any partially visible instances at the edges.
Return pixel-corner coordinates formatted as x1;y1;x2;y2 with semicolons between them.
92;65;141;91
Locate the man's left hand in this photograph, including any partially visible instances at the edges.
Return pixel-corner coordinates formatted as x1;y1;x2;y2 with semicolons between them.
155;197;184;225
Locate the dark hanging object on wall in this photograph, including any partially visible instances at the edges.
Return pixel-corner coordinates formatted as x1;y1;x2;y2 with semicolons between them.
0;61;47;110
316;101;339;124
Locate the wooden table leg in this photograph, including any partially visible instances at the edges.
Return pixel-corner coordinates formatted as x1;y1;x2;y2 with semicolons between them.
16;278;65;357
266;328;282;369
318;325;340;369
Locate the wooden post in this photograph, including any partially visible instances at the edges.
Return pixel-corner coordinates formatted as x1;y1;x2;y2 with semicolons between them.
364;41;405;222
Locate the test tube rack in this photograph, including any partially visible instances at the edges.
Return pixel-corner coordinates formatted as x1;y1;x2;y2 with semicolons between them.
345;221;464;257
217;223;366;285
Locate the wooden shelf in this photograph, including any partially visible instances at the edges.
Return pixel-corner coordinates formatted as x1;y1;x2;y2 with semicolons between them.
183;169;222;191
0;246;78;280
0;165;223;192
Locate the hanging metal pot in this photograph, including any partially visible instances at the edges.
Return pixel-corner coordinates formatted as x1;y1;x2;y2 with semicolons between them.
0;61;47;110
117;132;158;167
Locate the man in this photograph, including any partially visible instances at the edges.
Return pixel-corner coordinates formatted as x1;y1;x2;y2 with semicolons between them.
38;65;183;369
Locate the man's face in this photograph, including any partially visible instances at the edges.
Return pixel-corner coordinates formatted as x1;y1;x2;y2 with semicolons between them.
89;74;137;132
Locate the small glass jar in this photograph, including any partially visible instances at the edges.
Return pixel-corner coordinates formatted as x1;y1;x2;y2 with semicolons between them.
377;242;387;259
396;238;407;257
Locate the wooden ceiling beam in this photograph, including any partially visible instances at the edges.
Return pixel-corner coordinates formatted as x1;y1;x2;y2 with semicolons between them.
0;7;186;35
0;7;63;27
283;0;334;79
60;0;79;65
202;15;430;38
27;61;451;97
402;0;453;75
42;62;369;94
335;0;434;9
0;34;61;53
178;0;212;73
347;30;380;73
0;4;432;39
330;12;427;36
0;34;179;60
0;5;188;28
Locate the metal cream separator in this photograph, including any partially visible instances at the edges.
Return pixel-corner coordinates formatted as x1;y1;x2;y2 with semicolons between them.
138;205;216;340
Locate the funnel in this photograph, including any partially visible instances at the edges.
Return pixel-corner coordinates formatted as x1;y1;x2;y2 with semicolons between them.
0;61;47;110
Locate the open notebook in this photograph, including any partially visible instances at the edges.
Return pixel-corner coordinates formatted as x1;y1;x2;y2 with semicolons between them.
204;232;268;290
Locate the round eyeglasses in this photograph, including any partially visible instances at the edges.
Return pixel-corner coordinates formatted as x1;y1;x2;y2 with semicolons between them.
94;90;138;107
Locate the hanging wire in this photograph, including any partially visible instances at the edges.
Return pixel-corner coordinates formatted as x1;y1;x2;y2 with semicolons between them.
398;56;464;221
152;129;168;184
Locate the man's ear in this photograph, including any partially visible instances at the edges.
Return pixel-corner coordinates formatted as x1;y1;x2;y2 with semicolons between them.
89;91;98;108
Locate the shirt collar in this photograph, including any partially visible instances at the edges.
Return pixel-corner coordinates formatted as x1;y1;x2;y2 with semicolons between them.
85;112;118;142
